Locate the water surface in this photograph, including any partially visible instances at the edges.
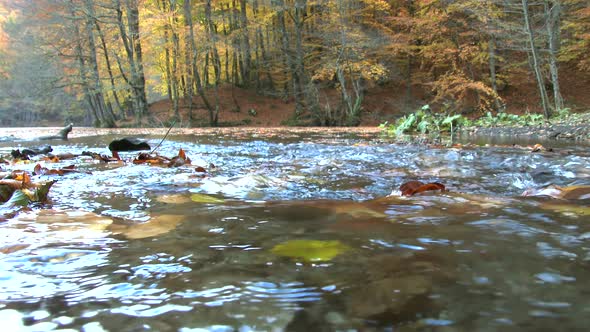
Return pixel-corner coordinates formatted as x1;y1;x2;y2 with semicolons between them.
1;131;589;331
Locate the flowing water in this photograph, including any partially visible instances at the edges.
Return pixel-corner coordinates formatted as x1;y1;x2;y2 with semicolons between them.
1;131;589;331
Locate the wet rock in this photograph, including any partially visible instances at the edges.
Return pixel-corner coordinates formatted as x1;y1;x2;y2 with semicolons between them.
11;145;53;159
108;137;151;152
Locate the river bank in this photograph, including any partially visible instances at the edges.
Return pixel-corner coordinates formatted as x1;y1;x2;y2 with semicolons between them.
1;112;589;143
460;112;590;142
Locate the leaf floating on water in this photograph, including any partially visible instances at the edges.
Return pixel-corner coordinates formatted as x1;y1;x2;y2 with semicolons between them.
115;214;185;239
559;186;590;200
530;144;553;153
156;194;192;204
4;190;30;207
24;180;56;203
400;181;445;196
178;148;190;163
33;163;77;176
271;239;350;263
190;193;226;204
522;185;590;200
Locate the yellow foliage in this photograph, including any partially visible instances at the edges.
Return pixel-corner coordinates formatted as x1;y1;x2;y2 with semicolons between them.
431;71;501;113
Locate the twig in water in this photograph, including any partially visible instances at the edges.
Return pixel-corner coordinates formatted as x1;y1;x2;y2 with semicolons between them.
150;119;177;154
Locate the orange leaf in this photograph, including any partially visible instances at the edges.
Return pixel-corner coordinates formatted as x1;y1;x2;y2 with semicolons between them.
400;181;445;196
177;148;191;164
43;156;60;163
178;148;187;160
12;171;31;184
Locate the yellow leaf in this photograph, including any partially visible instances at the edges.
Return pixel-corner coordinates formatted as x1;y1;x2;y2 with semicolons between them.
271;240;349;263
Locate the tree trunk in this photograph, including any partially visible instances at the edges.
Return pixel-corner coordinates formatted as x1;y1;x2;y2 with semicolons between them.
276;3;291;102
545;0;564;111
183;0;195;124
94;20;123;119
71;10;99;126
521;0;551;118
84;0;115;127
117;0;149;121
488;33;503;111
239;0;252;84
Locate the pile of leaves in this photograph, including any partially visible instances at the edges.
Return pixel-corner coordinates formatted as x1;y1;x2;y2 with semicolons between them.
0;144;212;220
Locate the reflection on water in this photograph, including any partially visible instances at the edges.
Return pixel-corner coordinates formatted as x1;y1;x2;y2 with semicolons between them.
1;132;590;331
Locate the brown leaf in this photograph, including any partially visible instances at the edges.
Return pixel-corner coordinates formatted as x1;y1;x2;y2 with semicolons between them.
0;179;25;190
11;171;31;185
400;180;445;196
43;155;61;163
178;148;188;161
523;185;590;200
33;163;77;176
195;166;207;173
530;144;553;153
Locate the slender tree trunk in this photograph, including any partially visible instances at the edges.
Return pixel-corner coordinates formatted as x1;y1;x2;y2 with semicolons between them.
239;0;252;85
160;0;174;105
522;0;551;118
545;0;564;111
84;0;115;127
71;8;99;126
169;1;180;120
276;2;291;102
488;33;503;111
94;21;123;119
183;0;195;124
292;0;309;116
117;0;148;121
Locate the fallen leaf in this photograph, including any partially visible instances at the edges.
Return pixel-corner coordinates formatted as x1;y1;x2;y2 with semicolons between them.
190;193;225;204
3;190;30;207
400;181;445;196
522;185;590;200
155;194;192;204
271;239;349;262
530;144;553;153
34;163;77;176
114;214;185;239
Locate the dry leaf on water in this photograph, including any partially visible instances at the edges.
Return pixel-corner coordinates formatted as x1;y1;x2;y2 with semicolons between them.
522;185;590;200
400;180;446;196
114;214;186;239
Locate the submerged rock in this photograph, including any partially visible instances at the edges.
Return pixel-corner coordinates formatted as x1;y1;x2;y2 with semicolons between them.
286;251;455;330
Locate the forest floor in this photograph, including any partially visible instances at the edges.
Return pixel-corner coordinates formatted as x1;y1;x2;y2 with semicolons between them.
3;64;590;141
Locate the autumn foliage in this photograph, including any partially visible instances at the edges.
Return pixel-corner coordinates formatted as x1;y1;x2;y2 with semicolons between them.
0;0;588;126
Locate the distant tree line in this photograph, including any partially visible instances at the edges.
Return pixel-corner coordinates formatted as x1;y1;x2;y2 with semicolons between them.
0;0;588;127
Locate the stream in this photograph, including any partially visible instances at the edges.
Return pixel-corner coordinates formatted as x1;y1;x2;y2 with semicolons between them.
0;130;589;331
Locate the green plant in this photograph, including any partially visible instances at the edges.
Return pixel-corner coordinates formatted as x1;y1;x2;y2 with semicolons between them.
473;111;545;127
380;105;467;137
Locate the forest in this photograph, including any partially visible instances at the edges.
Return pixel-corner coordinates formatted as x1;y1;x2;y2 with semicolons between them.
0;0;588;127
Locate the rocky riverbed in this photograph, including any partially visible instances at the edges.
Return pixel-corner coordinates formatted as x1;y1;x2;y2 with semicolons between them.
460;113;590;142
